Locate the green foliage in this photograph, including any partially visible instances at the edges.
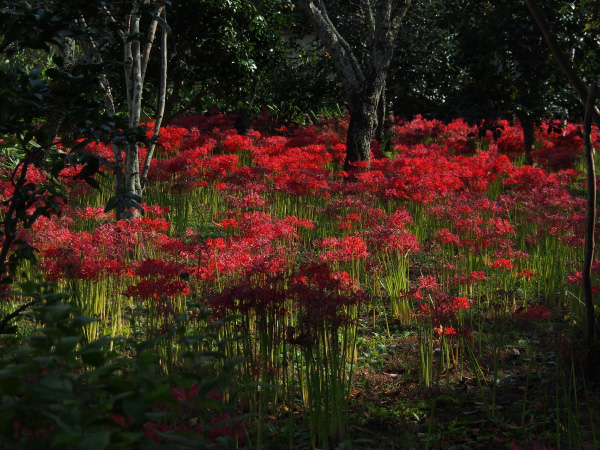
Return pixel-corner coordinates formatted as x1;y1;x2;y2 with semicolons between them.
0;287;244;449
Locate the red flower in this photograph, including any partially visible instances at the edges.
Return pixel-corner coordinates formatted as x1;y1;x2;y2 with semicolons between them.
488;258;514;272
452;296;470;311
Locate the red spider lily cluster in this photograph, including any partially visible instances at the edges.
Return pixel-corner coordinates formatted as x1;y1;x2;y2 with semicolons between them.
1;114;597;330
3;112;599;446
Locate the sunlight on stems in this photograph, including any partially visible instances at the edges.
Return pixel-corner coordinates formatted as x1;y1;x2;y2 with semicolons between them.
379;250;411;324
300;315;357;449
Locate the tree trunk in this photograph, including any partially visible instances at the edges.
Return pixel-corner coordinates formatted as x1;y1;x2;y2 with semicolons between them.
345;102;377;170
520;115;535;165
375;88;387;143
234;108;252;135
299;0;411;169
583;83;598;349
525;0;600;375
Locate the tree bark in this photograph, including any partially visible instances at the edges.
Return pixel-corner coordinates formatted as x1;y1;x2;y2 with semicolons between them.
375;88;387;144
583;83;598;348
141;8;167;190
526;0;599;370
520;115;535;165
525;0;600;123
300;0;411;170
346;100;377;169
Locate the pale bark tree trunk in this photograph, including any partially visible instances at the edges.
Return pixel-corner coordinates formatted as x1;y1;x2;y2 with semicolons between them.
299;0;411;171
102;2;166;218
583;84;598;348
141;8;168;190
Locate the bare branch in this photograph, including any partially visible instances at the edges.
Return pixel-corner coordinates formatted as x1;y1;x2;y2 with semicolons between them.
101;4;126;40
299;0;363;100
141;8;167;189
361;0;376;42
141;4;165;83
525;0;600;123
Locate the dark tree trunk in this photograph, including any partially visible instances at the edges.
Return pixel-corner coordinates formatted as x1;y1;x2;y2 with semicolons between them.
163;76;182;124
235;108;252;135
520;115;535;164
525;0;600;376
345;102;377;170
299;0;411;169
375;88;387;143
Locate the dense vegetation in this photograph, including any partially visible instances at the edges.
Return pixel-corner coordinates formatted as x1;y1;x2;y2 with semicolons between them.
1;1;599;449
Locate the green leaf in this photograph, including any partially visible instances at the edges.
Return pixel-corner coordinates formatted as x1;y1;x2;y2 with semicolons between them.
77;431;110;450
104;195;120;213
0;376;20;395
84;176;100;190
55;335;82;354
80;349;106;368
50;430;82;448
122;396;146;424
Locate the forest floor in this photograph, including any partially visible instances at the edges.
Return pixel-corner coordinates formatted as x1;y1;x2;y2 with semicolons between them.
261;307;600;450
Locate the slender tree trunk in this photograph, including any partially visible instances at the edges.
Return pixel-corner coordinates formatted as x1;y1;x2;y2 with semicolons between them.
525;0;600;372
141;9;167;190
583;83;598;348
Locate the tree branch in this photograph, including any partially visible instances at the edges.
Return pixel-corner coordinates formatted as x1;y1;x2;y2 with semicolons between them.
316;0;365;84
141;8;167;190
299;0;363;101
525;0;600;123
361;0;376;42
140;4;166;83
0;299;40;335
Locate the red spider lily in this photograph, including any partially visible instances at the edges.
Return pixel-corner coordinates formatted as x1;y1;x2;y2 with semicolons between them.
218;218;238;229
488;217;515;236
487;258;514;272
284;215;315;230
220;134;254;153
418;275;439;291
209;276;289;316
452;296;471;311
316;236;369;263
434;325;458;336
367;225;419;254
518;268;536;279
132;259;187;278
288;263;366;331
437;228;460;245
